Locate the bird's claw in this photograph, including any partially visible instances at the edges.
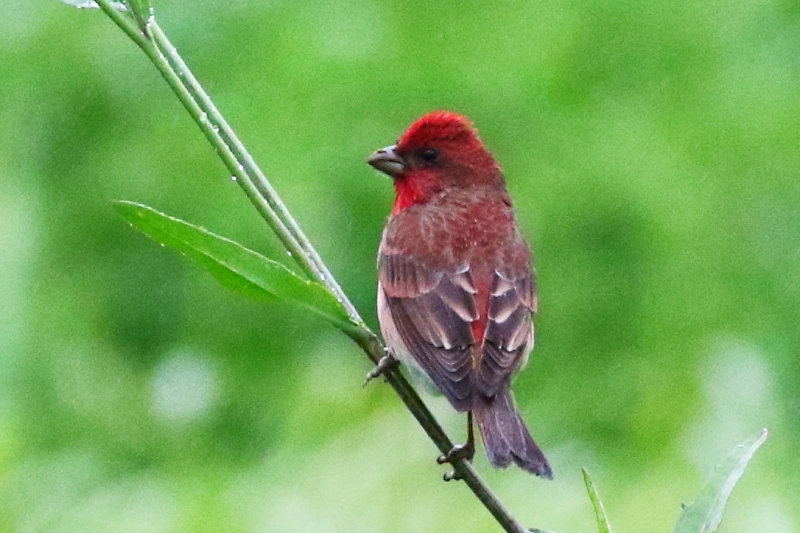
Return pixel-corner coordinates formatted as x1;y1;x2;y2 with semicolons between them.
443;470;461;482
437;443;475;482
363;352;399;387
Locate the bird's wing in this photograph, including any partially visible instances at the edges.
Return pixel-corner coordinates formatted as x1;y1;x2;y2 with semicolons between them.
379;250;536;409
476;269;536;397
379;253;478;411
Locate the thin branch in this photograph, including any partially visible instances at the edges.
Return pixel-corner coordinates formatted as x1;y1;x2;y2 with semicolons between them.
89;2;532;531
93;0;147;45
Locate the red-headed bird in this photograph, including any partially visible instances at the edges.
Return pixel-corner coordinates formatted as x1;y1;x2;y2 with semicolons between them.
368;111;552;478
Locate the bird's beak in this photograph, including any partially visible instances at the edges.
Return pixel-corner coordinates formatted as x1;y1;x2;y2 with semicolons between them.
368;145;405;178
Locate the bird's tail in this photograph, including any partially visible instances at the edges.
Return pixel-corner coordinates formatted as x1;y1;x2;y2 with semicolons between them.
474;389;552;478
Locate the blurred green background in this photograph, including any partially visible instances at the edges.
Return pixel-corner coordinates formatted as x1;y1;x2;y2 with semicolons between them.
1;0;798;532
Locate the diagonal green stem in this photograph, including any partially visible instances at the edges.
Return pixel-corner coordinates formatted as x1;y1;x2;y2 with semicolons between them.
90;2;532;531
93;0;147;46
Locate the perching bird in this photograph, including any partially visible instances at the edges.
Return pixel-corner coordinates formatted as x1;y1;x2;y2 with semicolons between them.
368;111;551;478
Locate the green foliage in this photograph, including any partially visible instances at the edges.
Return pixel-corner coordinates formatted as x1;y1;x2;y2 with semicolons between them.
582;469;613;533
113;201;351;328
581;430;768;533
673;429;769;533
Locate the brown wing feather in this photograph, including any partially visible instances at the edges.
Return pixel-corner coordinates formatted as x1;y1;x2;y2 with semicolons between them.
380;250;537;409
380;254;477;411
476;270;536;397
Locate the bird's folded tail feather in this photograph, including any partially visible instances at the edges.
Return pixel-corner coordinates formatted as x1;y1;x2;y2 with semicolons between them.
474;389;552;479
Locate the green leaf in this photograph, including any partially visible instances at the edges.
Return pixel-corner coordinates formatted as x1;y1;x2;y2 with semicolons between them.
672;429;768;533
582;469;613;533
113;201;351;328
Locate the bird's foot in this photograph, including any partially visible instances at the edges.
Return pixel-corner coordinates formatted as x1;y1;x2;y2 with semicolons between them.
363;351;399;387
437;441;475;481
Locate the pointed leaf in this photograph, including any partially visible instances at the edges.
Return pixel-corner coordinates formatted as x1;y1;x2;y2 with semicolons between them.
672;429;768;533
582;469;613;533
113;201;351;328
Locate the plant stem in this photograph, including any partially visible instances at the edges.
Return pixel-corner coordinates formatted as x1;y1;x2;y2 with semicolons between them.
91;2;532;531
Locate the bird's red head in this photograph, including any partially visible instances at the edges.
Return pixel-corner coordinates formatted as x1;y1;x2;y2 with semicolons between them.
368;111;502;214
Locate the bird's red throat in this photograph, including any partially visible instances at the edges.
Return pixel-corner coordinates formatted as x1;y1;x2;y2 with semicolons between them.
391;177;426;214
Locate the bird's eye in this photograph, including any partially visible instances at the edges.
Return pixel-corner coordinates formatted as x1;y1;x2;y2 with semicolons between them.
420;148;439;162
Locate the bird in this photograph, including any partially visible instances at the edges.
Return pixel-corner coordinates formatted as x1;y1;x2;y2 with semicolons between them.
367;110;552;479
